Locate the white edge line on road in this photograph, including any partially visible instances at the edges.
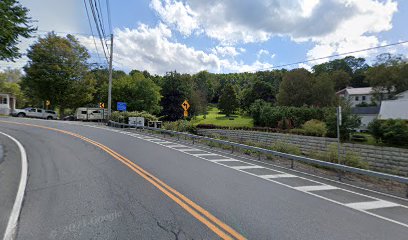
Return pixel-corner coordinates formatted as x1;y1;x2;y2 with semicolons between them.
259;174;296;179
0;131;28;240
30;121;408;228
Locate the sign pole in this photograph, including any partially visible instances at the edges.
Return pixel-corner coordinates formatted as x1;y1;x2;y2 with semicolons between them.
337;106;342;181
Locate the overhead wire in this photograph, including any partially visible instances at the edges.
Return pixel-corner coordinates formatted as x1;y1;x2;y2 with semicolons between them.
254;40;408;72
83;0;102;61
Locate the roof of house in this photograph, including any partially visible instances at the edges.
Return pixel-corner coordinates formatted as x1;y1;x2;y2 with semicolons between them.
352;106;380;115
345;87;373;95
378;99;408;120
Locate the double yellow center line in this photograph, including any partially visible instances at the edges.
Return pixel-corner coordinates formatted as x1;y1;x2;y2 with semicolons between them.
0;120;246;240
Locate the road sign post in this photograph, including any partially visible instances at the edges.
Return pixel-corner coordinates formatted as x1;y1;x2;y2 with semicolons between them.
337;106;342;181
181;100;190;132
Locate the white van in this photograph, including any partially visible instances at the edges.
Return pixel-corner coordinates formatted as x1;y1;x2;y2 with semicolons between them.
75;107;107;121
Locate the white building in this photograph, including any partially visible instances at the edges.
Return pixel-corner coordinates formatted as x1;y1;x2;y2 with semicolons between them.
352;106;380;131
0;93;16;115
378;90;408;120
336;87;375;107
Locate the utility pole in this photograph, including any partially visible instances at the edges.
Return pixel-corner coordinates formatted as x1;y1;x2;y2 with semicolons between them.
107;34;114;118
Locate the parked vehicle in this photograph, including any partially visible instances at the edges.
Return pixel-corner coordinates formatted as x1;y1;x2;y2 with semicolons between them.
11;107;58;120
75;107;107;121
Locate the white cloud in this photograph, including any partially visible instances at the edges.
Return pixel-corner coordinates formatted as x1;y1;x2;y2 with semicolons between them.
257;49;269;58
211;46;240;57
80;24;272;75
151;0;398;61
150;0;199;36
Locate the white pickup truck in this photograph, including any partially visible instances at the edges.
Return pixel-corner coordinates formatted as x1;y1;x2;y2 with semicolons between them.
11;108;58;120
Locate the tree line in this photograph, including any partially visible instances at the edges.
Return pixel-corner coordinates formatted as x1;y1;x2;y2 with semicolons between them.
1;32;408;122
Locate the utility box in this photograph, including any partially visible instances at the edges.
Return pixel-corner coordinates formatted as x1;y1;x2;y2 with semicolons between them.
129;117;145;127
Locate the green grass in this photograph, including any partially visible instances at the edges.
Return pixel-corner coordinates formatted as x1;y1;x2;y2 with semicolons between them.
193;107;253;128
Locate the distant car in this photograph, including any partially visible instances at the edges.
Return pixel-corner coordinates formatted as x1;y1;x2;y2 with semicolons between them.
12;108;58;120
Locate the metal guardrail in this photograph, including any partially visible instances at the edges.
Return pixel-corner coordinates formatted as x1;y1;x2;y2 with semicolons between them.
108;121;408;187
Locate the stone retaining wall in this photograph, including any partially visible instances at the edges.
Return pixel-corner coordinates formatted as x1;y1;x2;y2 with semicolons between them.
197;129;408;176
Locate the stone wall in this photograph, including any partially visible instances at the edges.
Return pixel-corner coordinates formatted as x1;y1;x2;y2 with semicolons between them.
197;129;408;176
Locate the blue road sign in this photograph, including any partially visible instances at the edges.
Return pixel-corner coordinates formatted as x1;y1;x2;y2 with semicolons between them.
117;102;127;112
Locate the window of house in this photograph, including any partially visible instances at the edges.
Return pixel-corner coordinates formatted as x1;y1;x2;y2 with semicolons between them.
362;96;366;101
2;97;7;104
355;96;359;101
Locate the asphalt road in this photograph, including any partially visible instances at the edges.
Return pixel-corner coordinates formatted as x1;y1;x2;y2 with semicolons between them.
1;117;408;240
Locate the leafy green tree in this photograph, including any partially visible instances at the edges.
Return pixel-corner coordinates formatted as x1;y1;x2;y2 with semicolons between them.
324;102;360;140
218;84;239;116
0;72;25;107
241;80;275;111
160;71;192;120
277;68;313;107
330;70;351;91
311;73;336;107
21;33;95;115
110;72;162;114
0;0;36;61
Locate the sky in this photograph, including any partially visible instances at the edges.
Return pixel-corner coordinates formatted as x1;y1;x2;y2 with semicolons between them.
1;0;408;75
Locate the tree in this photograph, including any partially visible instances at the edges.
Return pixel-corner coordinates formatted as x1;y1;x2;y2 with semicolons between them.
0;72;25;107
330;70;351;91
218;84;239;116
241;80;275;111
311;73;336;107
160;71;192;121
277;68;313;106
21;33;95;114
111;72;162;114
0;0;36;61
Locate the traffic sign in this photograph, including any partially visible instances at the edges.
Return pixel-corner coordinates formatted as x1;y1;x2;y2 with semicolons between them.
45;100;50;106
183;110;188;117
181;100;190;111
99;102;105;108
117;102;127;111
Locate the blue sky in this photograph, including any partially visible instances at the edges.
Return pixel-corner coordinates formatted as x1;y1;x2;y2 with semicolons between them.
1;0;408;75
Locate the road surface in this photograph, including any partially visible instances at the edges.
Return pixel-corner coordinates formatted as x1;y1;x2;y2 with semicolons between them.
1;117;408;239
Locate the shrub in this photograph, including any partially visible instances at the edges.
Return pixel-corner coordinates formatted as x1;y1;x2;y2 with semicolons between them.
163;120;197;134
271;142;302;155
109;111;158;124
368;119;408;146
322;144;368;169
302;119;327;137
249;100;325;129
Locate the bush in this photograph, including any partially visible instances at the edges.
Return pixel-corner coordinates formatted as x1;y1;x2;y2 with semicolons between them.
302;119;327;137
271;142;302;155
312;144;368;169
368;119;408;146
163;120;197;134
109;111;158;124
249;100;325;129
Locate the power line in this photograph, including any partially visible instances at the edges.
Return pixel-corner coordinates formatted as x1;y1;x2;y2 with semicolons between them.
255;40;408;72
86;0;109;62
83;0;102;61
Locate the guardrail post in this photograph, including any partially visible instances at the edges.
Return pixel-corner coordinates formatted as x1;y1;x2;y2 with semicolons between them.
231;145;234;153
192;137;195;144
291;159;294;169
406;184;408;198
258;152;261;160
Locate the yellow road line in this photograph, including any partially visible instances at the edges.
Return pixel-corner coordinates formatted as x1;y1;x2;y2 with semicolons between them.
0;120;246;240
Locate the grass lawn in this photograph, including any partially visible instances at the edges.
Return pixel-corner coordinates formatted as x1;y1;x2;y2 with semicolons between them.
193;107;253;128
